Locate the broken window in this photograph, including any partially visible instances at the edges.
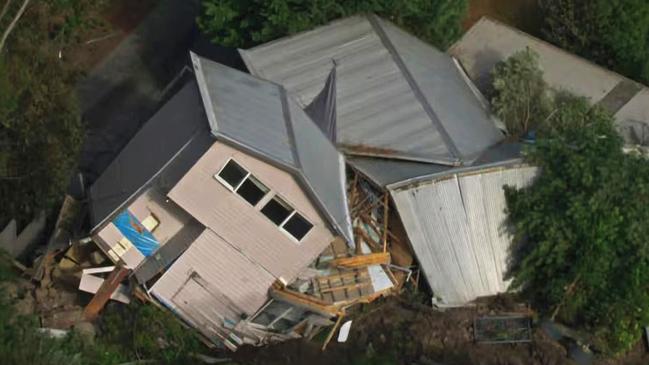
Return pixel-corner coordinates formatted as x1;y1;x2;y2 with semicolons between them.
261;196;313;241
215;159;269;206
141;214;160;232
251;300;307;333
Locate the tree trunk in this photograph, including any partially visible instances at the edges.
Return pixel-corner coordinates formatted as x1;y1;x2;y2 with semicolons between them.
0;0;30;53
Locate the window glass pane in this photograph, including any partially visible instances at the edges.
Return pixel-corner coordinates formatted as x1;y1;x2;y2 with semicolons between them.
236;176;268;206
261;197;293;225
283;213;313;241
217;160;247;189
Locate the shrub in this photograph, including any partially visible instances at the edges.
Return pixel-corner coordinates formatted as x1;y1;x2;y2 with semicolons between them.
198;0;468;50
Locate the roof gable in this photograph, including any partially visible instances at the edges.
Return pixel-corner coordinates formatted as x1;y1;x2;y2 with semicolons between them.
191;53;353;243
240;14;503;165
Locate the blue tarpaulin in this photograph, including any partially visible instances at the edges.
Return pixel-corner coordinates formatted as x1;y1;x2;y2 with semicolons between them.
113;210;160;257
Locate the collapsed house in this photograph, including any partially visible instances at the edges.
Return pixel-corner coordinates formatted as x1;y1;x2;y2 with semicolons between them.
87;53;401;350
239;14;541;307
449;17;649;146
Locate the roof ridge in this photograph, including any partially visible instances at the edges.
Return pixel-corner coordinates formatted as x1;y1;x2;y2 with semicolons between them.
279;86;302;168
366;14;461;163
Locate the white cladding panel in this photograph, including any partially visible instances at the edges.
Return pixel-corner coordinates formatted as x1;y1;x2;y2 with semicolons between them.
392;166;538;305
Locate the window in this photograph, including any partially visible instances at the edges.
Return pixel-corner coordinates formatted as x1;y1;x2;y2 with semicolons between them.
261;196;313;241
216;159;248;190
261;197;292;225
236;176;269;206
141;214;159;232
215;159;269;206
283;213;313;241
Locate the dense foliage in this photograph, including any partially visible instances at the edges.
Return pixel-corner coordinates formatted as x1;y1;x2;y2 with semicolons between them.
198;0;468;49
490;48;552;136
0;1;92;227
539;0;649;83
505;99;649;353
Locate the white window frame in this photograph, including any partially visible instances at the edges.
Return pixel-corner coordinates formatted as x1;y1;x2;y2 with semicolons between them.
214;158;269;207
214;158;251;192
261;195;312;243
215;159;313;243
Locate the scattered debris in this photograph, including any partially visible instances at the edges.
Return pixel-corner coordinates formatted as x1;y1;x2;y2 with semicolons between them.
79;266;131;304
337;320;352;343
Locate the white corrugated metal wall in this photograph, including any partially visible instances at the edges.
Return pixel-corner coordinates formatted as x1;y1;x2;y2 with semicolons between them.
391;166;538;305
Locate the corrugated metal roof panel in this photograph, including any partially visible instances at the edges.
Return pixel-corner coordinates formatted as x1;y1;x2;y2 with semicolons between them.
615;89;649;144
449;17;624;104
192;55;296;168
349;143;523;188
377;17;503;160
391;165;538;305
289;98;354;242
241;15;502;165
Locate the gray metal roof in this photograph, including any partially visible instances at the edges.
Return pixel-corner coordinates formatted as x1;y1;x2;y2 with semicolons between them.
89;80;213;230
191;53;353;243
450;17;649;145
349;142;524;188
240;15;503;165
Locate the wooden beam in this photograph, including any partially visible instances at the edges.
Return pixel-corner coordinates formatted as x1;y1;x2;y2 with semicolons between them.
319;282;371;294
330;252;390;269
269;287;340;318
83;265;131;321
321;314;344;351
381;193;389;252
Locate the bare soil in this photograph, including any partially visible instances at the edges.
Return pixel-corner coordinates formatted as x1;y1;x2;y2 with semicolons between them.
235;295;573;365
464;0;543;35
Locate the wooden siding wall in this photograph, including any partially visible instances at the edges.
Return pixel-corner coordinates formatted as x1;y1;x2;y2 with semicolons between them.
167;141;335;282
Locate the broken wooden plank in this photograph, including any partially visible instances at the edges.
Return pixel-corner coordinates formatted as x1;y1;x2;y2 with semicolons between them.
269;286;340;318
83;265;131;321
330;252;390;269
321;314;345;351
381;193;389;252
319;282;371;294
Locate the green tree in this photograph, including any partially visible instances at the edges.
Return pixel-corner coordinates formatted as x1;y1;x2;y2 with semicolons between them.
504;99;649;354
490;48;552;136
539;0;649;83
0;1;91;227
198;0;468;49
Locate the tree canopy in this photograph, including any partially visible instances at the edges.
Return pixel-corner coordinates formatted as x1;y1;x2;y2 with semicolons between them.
539;0;649;84
198;0;468;50
490;48;552;137
0;1;88;227
505;98;649;354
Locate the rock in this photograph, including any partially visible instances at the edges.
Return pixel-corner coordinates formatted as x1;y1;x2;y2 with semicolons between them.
89;251;106;265
73;321;96;343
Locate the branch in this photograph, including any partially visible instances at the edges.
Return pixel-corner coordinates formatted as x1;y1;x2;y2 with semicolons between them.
0;0;12;24
550;273;581;321
0;0;30;53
